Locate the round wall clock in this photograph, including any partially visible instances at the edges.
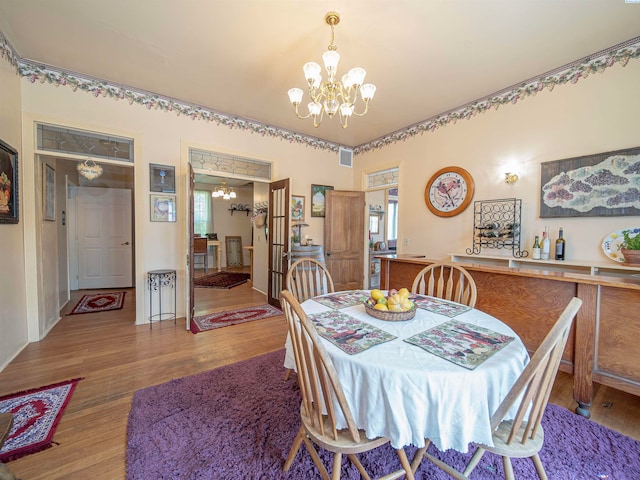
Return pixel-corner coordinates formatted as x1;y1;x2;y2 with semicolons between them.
424;166;475;217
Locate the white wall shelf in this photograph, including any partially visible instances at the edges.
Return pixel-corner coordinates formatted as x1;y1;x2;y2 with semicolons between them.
450;253;640;278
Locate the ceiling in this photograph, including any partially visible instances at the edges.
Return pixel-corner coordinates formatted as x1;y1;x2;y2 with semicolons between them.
0;1;639;148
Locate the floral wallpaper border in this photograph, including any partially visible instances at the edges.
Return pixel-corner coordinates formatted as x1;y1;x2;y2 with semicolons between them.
1;30;639;155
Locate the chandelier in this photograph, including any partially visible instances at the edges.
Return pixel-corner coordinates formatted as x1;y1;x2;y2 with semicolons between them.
211;179;236;200
77;157;103;180
287;11;376;128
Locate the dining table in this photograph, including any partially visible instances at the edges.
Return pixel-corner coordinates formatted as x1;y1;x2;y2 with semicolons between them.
283;290;530;452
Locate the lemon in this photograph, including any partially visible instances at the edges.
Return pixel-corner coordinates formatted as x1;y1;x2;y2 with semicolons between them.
373;303;389;311
371;289;385;301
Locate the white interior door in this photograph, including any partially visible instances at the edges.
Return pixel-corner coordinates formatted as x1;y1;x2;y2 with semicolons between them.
77;187;133;288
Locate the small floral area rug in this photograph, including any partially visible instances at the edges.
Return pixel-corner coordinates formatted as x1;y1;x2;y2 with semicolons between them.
190;304;282;333
68;291;126;315
0;378;82;462
194;272;250;289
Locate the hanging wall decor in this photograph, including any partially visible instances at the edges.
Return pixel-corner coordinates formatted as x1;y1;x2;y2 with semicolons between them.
0;139;18;224
540;146;640;218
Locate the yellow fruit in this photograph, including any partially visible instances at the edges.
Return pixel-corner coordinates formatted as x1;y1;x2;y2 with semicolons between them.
398;288;410;300
371;289;385;301
373;303;389;311
377;297;388;305
400;299;414;311
387;294;401;307
389;304;403;312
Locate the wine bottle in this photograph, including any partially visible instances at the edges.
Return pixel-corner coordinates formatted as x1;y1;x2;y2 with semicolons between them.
555;227;565;260
541;228;551;260
532;235;541;260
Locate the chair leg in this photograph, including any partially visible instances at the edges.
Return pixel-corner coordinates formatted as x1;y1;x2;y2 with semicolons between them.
395;448;415;480
462;446;486;476
410;439;431;473
531;454;548;480
303;436;331;480
347;454;371;480
283;427;305;471
331;452;343;480
502;456;515;480
284;368;291;381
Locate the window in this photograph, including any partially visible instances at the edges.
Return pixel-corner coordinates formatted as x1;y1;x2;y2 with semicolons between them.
387;187;398;243
387;200;398;241
193;190;211;235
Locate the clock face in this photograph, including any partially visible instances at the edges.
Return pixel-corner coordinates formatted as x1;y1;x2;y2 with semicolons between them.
425;167;475;217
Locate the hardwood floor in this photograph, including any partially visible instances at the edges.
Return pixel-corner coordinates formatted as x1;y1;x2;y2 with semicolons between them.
1;275;639;479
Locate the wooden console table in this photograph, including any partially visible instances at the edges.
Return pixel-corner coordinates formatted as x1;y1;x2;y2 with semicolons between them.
378;254;640;418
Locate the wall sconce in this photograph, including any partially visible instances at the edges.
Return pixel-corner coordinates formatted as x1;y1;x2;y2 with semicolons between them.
505;172;519;184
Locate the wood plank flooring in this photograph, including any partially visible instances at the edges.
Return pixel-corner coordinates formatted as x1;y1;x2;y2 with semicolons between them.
1;273;639;479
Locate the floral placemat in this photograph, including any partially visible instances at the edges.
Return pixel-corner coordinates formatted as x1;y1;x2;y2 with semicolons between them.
404;320;514;369
410;294;472;317
310;310;396;355
313;290;370;309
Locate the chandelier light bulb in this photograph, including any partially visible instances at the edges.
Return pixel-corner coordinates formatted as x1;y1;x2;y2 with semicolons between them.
288;88;303;105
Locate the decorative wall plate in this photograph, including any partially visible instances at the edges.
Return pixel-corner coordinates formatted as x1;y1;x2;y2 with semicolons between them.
602;228;639;263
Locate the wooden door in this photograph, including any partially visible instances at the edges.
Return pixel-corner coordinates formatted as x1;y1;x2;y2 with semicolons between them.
77;187;133;288
267;178;290;307
325;190;365;291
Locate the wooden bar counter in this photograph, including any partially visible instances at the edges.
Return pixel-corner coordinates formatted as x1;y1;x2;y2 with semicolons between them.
378;254;640;418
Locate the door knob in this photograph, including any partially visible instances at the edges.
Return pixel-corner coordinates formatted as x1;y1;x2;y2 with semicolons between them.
282;251;289;258
121;241;130;245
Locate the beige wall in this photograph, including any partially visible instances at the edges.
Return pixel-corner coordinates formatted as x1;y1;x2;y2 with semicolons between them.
18;79;351;341
0;57;27;370
354;61;640;263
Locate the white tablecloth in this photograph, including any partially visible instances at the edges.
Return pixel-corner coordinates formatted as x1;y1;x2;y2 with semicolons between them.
283;291;529;451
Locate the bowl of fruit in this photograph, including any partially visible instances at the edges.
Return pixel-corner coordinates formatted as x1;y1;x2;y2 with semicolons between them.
364;288;416;321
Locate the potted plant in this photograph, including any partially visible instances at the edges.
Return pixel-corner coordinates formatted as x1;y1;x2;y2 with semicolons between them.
292;233;301;246
620;228;640;265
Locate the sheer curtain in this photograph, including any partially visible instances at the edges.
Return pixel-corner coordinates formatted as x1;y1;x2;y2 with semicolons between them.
193;190;212;235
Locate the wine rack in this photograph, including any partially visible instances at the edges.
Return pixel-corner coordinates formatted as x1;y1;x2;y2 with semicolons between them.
466;198;528;257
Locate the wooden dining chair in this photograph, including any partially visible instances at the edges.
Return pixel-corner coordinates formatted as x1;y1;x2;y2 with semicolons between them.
411;263;477;308
193;237;208;273
286;257;335;303
414;296;583;480
280;289;415;480
283;257;334;380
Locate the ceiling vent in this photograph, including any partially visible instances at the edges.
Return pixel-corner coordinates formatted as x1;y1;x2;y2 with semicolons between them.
339;148;353;168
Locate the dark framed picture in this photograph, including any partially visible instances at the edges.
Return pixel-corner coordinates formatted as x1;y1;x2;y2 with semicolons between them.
291;195;305;221
43;163;56;221
311;184;334;217
0;139;18;224
540;146;640;218
150;194;176;222
150;163;176;193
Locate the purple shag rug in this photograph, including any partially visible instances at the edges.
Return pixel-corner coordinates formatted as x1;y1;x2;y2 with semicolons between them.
126;350;640;479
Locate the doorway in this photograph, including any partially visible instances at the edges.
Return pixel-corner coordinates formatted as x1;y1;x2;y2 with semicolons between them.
43;156;135;305
191;173;266;318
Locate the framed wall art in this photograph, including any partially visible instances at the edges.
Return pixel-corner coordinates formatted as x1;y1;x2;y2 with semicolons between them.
43;163;56;221
311;184;334;217
0;138;19;224
150;194;176;222
291;195;305;221
150;163;176;193
540;146;640;218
